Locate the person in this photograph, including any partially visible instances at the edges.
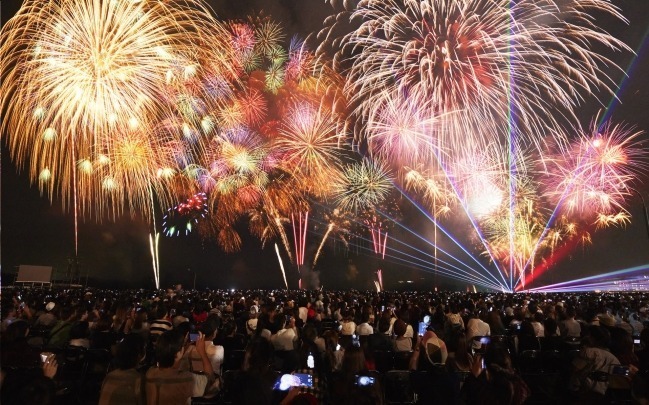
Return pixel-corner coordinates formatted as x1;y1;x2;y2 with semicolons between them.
46;306;76;349
355;312;373;336
34;302;58;328
329;346;383;405
461;343;531;404
559;306;581;338
340;311;356;336
409;329;448;370
446;332;473;372
144;329;216;405
148;305;172;341
393;319;412;352
1;352;58;405
230;337;277;405
182;315;224;376
69;321;91;349
98;334;146;405
569;325;622;398
367;315;394;353
1;320;41;369
467;310;491;341
530;312;545;338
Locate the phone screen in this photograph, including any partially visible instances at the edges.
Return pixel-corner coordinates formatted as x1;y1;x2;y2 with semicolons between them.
356;375;375;386
189;333;199;343
274;373;314;390
418;322;428;336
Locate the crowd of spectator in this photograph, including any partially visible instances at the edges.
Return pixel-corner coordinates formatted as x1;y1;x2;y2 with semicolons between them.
3;285;649;404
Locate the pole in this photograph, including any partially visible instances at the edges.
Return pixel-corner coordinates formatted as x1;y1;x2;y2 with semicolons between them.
631;189;649;239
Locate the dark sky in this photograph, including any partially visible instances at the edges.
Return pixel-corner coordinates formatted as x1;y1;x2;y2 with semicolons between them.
1;0;649;291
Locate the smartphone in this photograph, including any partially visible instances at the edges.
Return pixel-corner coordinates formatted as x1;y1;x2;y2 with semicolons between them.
611;365;630;376
481;357;486;369
40;352;53;363
307;353;315;369
634;338;641;345
352;334;360;348
418;322;428;336
336;344;341;351
189;333;199;343
479;337;491;346
274;373;314;391
355;375;375;386
381;305;385;312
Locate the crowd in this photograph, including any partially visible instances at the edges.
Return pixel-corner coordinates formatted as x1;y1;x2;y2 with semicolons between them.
2;285;649;404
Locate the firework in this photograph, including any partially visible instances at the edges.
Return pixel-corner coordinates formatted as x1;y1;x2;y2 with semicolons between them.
545;120;647;219
275;102;344;196
312;208;352;267
322;0;629;160
333;158;394;213
1;0;222;212
162;193;208;237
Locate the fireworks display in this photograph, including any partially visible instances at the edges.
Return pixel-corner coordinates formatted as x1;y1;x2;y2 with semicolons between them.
2;0;648;291
162;193;208;237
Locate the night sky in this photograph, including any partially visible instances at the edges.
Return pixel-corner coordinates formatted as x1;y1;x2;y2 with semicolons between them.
2;0;649;291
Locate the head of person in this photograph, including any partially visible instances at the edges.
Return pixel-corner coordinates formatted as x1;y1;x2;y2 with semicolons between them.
200;314;221;340
155;330;186;368
115;334;145;370
341;346;366;375
393;319;407;337
70;321;89;340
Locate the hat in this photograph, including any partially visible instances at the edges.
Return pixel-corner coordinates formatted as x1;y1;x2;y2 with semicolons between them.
46;302;56;312
599;314;616;327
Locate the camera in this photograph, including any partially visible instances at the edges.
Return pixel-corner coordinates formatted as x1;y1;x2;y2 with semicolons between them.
355;375;375;386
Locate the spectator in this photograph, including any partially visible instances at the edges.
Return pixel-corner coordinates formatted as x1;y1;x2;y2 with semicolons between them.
1;320;41;368
559;306;581;338
462;343;531;404
98;334;146;405
367;315;394;353
570;325;621;397
330;346;383;405
355;312;374;336
144;330;215;404
69;321;91;349
393;319;412;352
34;302;58;328
148;305;172;340
46;306;76;349
466;311;491;341
231;337;276;405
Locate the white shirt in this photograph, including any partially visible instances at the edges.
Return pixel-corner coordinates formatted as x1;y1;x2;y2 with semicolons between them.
356;323;373;336
466;318;491;340
271;327;298;351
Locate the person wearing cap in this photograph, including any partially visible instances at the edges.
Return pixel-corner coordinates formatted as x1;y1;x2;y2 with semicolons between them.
34;302;58;328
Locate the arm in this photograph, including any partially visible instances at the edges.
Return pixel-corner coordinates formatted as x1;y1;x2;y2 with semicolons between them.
195;332;215;377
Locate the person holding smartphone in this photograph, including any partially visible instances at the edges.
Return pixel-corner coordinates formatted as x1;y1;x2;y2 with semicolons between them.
144;330;216;404
271;314;298;352
461;344;530;405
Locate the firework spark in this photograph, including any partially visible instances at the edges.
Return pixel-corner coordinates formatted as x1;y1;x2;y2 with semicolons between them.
333;158;394;213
